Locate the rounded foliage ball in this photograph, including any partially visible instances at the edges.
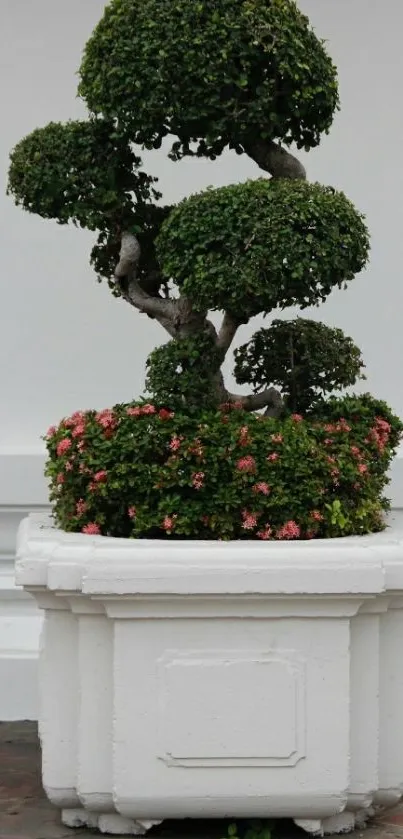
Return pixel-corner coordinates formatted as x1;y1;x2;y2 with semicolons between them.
7;119;157;230
145;333;222;413
234;319;366;413
156;179;370;318
78;0;339;159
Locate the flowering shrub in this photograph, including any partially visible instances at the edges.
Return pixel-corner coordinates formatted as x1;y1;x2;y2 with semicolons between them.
45;395;402;541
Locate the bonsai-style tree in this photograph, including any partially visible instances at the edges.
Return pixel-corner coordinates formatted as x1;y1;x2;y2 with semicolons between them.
7;0;402;541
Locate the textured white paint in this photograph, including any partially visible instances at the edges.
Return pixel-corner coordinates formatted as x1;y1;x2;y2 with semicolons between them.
15;513;403;835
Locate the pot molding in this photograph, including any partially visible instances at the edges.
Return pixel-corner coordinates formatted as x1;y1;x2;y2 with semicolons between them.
15;511;403;835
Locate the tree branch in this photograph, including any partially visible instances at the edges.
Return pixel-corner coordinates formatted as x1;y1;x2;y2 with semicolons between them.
227;387;284;417
115;232;178;336
244;139;306;180
217;312;243;356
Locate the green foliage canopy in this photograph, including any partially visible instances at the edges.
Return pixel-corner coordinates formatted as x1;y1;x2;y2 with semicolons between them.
78;0;339;160
234;318;366;413
7;119;158;231
156;179;370;319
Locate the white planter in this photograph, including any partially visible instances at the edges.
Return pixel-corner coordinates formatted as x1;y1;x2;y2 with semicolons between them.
15;512;403;836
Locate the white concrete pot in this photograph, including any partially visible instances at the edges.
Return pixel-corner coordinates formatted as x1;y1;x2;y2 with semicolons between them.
15;513;403;836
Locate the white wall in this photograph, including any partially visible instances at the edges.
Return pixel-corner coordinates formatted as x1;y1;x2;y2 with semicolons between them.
0;1;403;718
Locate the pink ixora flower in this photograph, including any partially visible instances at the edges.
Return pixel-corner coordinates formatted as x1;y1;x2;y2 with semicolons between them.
56;438;72;457
142;403;157;415
96;409;117;433
162;514;177;533
253;482;271;496
271;433;283;444
127;406;142;417
65;460;74;472
350;445;362;458
242;511;258;531
239;426;251;447
291;414;303;423
56;472;65;485
159;408;175;421
192;472;205;490
237;455;256;473
310;510;324;522
76;499;87;516
358;463;368;474
128;506;136;519
46;425;57;439
277;520;301;540
169;435;182;452
82;522;101;535
189;438;204;458
267;452;279;463
72;423;85;438
257;526;272;540
94;470;107;483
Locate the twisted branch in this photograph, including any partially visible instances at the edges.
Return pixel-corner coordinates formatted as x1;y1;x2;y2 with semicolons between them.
115;232;178;336
216;312;243;356
244;139;306;180
227;387;284;417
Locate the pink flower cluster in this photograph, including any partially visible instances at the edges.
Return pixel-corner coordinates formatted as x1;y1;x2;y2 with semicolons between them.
367;417;391;453
162;514;177;533
192;472;205;490
277;521;301;540
257;525;272;540
82;522;101;535
96;409;117;437
188;438;204;458
94;470;107;483
253;482;271;495
220;400;244;413
242;510;258;530
126;403;161;418
237;455;256;473
56;438;72;457
256;520;301;540
169;435;182;452
324;418;352;434
239;426;251;447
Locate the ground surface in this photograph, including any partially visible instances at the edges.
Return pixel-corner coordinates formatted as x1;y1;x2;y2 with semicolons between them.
1;723;403;839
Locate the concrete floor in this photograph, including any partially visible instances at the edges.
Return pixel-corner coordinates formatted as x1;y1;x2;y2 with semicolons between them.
1;722;403;839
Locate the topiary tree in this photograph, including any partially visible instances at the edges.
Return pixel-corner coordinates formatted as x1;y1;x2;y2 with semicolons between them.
7;0;402;540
